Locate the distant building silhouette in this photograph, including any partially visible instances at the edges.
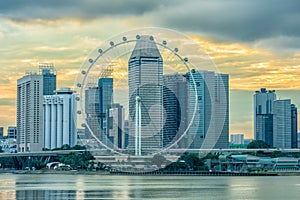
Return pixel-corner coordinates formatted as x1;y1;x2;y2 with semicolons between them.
254;88;298;148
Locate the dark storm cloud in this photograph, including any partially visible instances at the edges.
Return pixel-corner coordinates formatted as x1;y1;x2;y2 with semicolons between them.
1;0;300;44
155;0;300;41
0;0;172;19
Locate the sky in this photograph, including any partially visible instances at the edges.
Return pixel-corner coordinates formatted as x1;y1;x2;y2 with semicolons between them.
0;0;300;138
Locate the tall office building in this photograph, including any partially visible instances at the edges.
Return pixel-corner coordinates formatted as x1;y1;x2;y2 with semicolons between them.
39;63;56;95
43;88;77;149
7;126;17;139
163;73;188;148
254;88;276;147
128;35;163;154
108;103;125;149
17;72;43;152
186;70;229;149
273;99;292;148
85;86;101;139
291;104;298;148
98;78;113;146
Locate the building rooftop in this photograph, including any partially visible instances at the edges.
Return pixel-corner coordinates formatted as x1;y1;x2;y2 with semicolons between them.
130;35;162;60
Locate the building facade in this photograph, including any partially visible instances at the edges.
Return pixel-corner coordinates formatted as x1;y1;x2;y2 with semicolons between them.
98;78;113;146
43;88;77;149
39;63;56;95
128;35;163;155
7;126;17;139
186;70;229;149
291;104;298;148
162;73;188;148
108;103;125;149
85;86;101;139
230;134;245;145
254;88;276;147
17;73;43;152
273;99;292;149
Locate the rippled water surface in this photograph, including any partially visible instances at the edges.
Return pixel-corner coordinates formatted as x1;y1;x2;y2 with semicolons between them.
0;174;299;199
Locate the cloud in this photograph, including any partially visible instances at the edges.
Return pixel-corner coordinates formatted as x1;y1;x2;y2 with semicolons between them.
0;0;167;20
254;36;300;54
2;0;300;48
151;0;300;42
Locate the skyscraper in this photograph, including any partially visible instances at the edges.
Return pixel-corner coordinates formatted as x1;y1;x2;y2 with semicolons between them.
273;99;292;148
185;70;229;149
17;72;43;152
254;88;276;147
291;104;298;148
43;88;77;149
128;35;163;155
85;86;101;139
39;63;56;95
85;87;103;140
162;73;188;148
98;78;113;146
108;103;125;149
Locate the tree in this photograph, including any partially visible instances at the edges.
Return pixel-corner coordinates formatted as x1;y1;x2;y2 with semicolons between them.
247;140;270;149
177;153;205;171
151;154;166;168
57;151;95;170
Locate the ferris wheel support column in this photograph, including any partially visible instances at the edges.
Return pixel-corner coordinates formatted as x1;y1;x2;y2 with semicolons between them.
138;96;141;156
135;95;142;156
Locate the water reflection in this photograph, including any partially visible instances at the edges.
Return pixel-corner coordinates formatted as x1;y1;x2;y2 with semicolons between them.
0;174;299;200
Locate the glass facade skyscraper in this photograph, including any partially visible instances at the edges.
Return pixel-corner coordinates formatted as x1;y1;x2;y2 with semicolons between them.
98;78;113;146
39;63;56;95
128;35;163;154
254;88;276;147
185;70;229;149
162;73;188;148
85;86;101;139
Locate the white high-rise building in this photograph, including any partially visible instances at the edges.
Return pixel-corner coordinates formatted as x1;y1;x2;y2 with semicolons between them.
43;88;77;149
273;99;291;149
17;72;43;152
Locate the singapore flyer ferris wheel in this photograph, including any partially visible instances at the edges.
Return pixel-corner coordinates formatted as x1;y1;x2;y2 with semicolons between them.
74;28;225;157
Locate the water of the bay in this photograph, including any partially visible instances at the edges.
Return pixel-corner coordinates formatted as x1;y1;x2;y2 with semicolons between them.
0;174;299;200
